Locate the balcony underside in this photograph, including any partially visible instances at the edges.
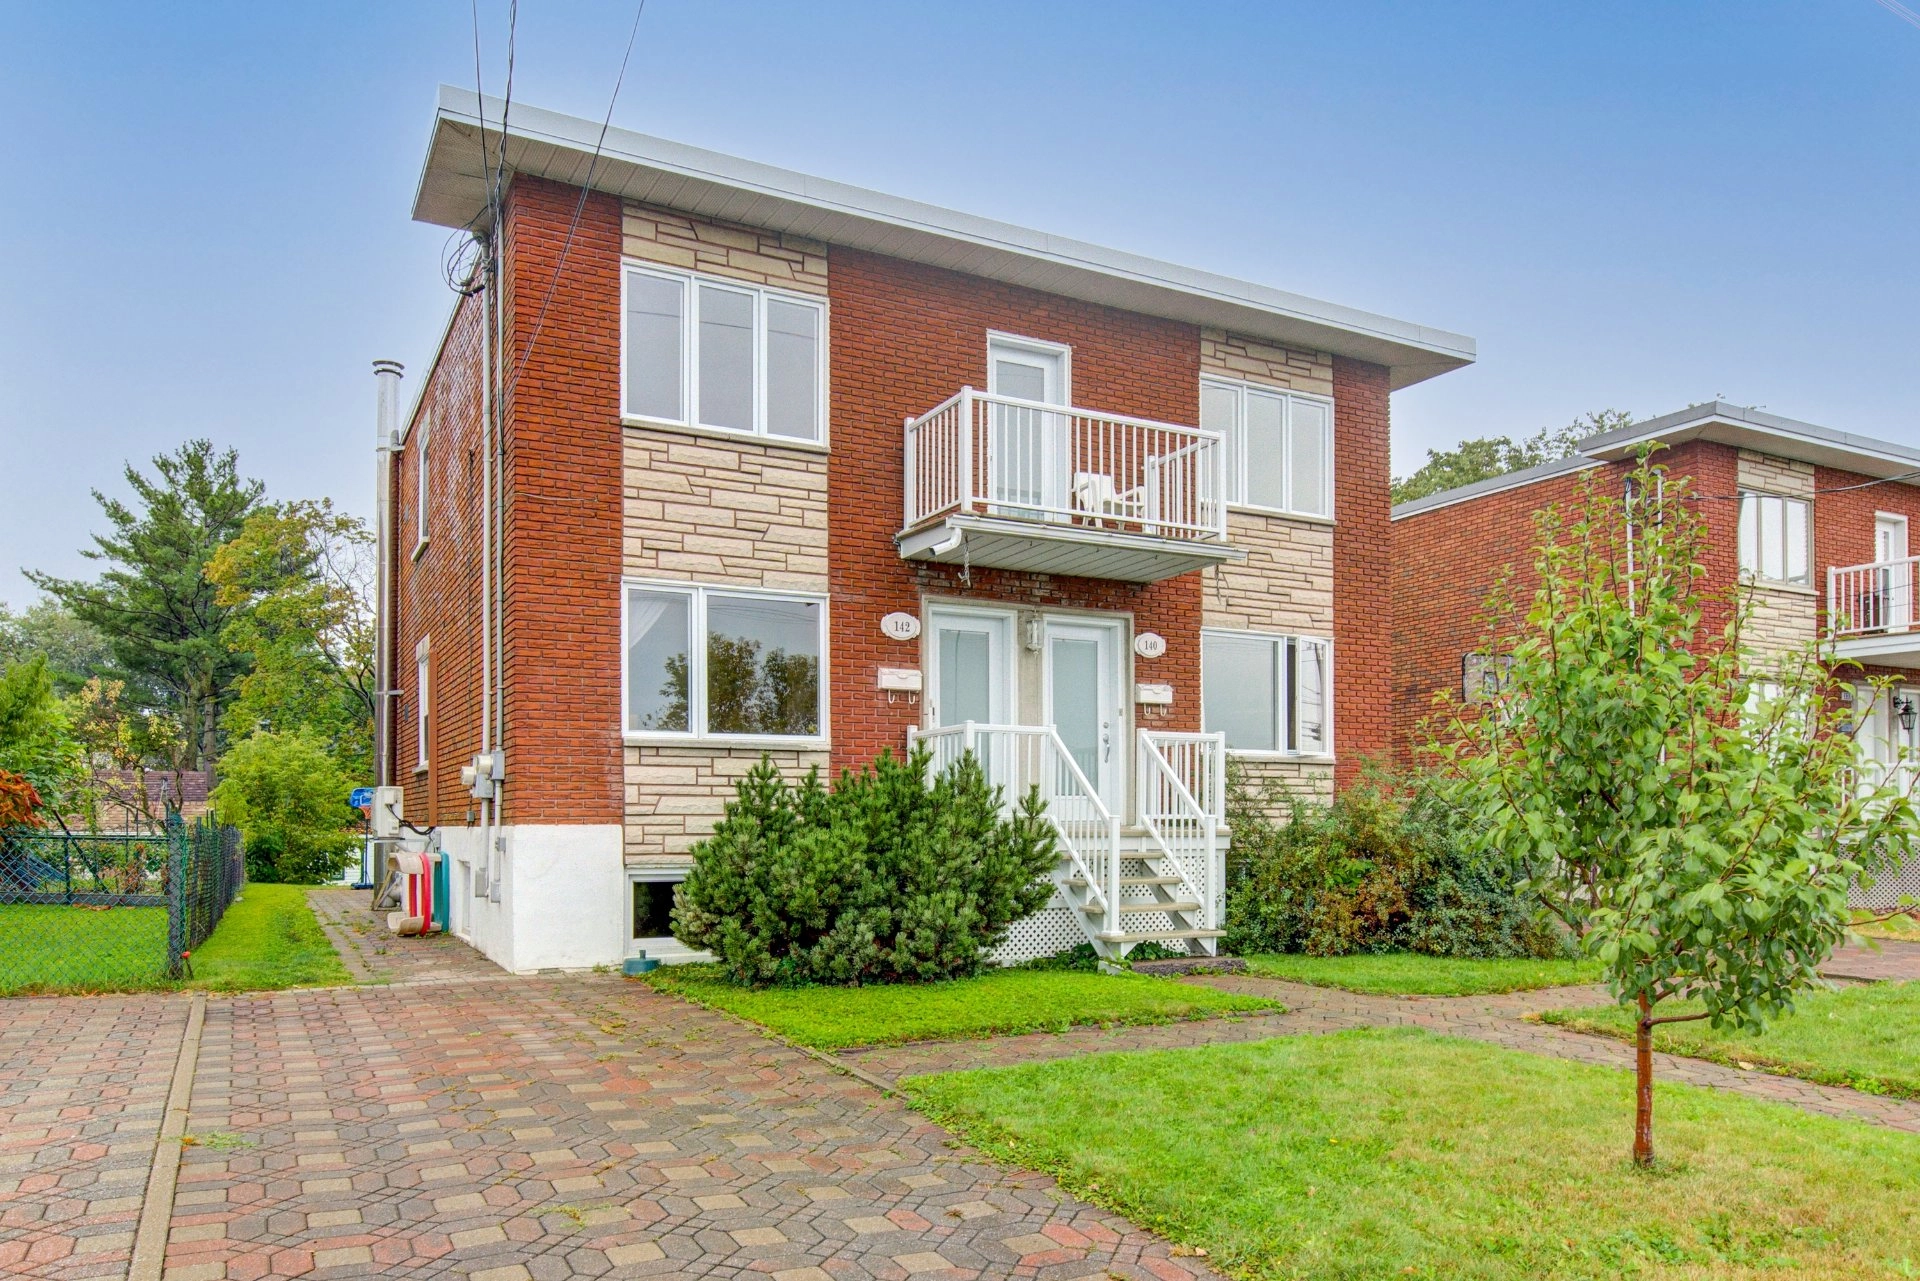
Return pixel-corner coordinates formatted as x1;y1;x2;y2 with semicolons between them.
898;513;1244;583
1833;631;1920;670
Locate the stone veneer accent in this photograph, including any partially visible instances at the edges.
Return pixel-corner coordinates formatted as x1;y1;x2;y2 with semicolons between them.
620;202;832;870
621;204;828;296
1197;330;1339;805
1200;328;1333;396
1735;450;1818;664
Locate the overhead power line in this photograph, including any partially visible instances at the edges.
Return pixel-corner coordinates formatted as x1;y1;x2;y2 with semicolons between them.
506;0;649;400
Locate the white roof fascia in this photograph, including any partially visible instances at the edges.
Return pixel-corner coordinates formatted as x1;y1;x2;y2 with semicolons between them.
1577;401;1920;481
413;88;1475;391
1390;454;1601;521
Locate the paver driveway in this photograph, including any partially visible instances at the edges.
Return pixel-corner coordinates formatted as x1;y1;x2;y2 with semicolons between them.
1;933;1219;1280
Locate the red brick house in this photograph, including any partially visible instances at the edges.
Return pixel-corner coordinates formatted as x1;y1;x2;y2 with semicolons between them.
376;88;1474;971
1392;401;1920;823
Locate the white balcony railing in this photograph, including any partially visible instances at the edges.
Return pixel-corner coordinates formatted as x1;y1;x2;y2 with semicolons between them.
1829;556;1919;638
903;388;1227;543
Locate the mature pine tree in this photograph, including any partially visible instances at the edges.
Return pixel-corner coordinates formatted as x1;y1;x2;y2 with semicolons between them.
27;440;264;773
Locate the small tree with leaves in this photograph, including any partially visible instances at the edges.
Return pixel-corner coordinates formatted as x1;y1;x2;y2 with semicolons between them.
1431;455;1917;1166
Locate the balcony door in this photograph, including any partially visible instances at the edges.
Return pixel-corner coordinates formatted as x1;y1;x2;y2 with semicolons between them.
987;335;1070;518
1877;514;1910;632
1044;617;1126;813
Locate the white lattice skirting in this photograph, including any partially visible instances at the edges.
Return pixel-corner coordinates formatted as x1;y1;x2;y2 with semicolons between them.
1854;854;1920;910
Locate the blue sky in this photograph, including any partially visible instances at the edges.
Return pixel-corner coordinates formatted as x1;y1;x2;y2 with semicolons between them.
2;1;1916;603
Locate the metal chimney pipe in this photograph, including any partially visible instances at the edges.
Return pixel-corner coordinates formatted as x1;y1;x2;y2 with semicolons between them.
372;359;404;791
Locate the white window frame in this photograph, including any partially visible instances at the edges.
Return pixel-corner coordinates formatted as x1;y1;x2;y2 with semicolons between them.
621;578;831;747
412;409;432;559
1736;490;1810;585
620;263;829;448
1200;627;1334;759
1198;376;1335;520
414;637;431;773
626;870;682;954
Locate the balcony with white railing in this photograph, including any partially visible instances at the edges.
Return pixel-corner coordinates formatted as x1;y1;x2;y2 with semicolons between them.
1828;556;1920;665
898;388;1245;583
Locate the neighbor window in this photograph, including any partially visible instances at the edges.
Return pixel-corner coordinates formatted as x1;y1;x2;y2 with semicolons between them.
624;582;826;740
413;409;432;549
622;265;825;443
1199;377;1333;518
414;639;431;771
1201;630;1331;755
1737;491;1810;584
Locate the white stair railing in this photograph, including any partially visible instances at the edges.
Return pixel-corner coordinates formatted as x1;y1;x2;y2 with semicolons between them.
1137;731;1227;933
909;722;1118;935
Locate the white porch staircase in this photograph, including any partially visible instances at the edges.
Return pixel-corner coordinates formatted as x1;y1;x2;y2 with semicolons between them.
910;723;1228;961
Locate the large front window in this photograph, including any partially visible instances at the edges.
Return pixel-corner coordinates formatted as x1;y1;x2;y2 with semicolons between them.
624;582;826;741
622;265;825;443
1201;629;1331;755
1199;377;1333;518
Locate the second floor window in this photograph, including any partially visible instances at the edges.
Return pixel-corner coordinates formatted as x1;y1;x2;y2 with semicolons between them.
1199;377;1333;519
1737;491;1809;584
623;265;825;444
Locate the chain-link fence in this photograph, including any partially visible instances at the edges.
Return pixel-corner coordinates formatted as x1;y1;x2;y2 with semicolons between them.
0;816;245;995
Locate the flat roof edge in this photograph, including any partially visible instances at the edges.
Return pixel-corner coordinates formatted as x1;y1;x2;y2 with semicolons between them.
418;88;1475;382
1390;455;1601;520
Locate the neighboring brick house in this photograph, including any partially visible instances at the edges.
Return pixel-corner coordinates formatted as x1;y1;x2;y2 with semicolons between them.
380;87;1474;972
1392;402;1920;793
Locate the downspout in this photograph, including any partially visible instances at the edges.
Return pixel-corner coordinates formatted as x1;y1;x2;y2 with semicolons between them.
490;211;507;905
371;360;405;790
476;241;494;900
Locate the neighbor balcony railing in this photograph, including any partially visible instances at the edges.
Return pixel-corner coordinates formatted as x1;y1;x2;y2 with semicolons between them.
1828;555;1919;638
902;388;1228;542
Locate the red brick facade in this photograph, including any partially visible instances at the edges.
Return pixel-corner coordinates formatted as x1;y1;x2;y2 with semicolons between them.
393;181;1403;830
1329;357;1394;786
825;249;1205;774
1391;437;1920;761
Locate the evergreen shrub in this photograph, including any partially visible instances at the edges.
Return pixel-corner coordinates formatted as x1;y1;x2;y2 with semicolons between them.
672;747;1057;986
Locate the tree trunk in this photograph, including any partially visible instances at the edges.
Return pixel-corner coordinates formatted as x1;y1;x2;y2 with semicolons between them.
1633;992;1655;1167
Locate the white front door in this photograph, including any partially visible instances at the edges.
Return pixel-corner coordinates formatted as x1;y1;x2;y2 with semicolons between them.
987;336;1069;516
1878;515;1910;631
1044;617;1125;812
927;607;1012;728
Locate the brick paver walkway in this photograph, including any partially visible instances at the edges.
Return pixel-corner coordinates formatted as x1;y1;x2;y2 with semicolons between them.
306;890;509;987
1823;938;1920;983
851;975;1920;1135
149;974;1218;1281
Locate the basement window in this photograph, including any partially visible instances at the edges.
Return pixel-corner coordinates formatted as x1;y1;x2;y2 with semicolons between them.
622;265;825;444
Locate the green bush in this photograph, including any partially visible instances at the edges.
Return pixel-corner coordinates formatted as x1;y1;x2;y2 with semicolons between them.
1223;768;1562;959
672;748;1058;986
210;729;358;883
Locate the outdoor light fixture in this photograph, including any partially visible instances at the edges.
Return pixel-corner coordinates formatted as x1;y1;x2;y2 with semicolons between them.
1896;695;1917;735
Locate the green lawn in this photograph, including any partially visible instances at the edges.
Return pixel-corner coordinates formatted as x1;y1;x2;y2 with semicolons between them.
1540;981;1920;1100
1243;952;1603;996
183;884;352;991
1851;910;1920;943
642;963;1283;1050
905;1027;1920;1280
0;903;171;995
0;884;350;997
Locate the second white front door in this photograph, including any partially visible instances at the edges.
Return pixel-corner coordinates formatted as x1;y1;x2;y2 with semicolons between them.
987;336;1069;516
1044;617;1125;812
1878;514;1911;631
